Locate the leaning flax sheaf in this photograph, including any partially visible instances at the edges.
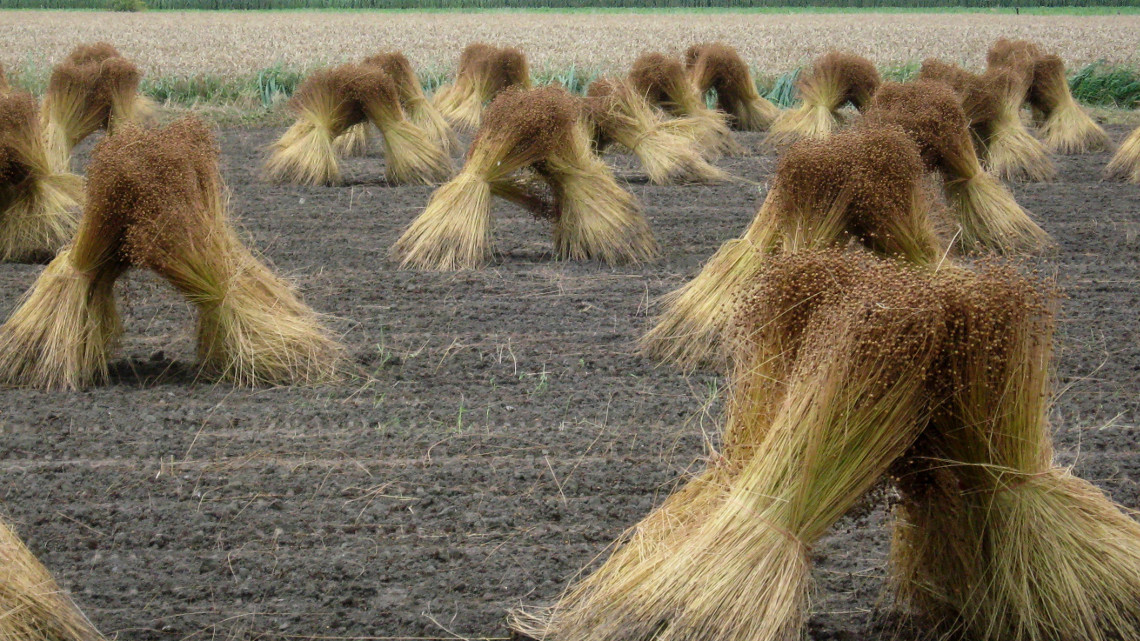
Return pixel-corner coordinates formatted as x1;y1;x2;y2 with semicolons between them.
765;51;880;146
582;77;726;185
986;38;1110;154
640;123;942;370
1026;53;1111;154
366;52;457;153
0;91;83;263
628;52;742;158
986;37;1043;70
394;85;657;271
919;58;1055;182
432;43;531;131
517;249;1140;641
40;43;155;173
337;51;459;157
862;80;1049;254
0;515;106;641
684;42;779;131
266;65;371;185
1104;125;1140;182
265;63;451;186
513;249;947;641
0;117;341;389
891;262;1140;641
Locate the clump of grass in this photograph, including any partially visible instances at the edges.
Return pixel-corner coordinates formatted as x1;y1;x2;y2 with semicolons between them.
533;64;601;94
106;0;146;11
763;68;800;108
143;74;248;106
256;63;305;107
881;60;921;82
1069;60;1140;108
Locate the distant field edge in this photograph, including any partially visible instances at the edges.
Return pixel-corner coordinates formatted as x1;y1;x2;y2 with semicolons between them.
3;2;1140;11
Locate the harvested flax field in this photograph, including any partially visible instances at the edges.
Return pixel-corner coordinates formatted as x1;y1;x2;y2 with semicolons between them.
1;126;1137;641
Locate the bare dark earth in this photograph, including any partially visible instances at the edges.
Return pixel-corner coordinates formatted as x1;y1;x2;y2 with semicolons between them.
1;125;1137;641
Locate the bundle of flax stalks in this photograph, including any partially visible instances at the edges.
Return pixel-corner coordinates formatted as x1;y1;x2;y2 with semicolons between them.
863;80;1049;253
1;514;105;641
919;58;1055;181
514;249;947;641
891;260;1140;641
432;43;531;131
0;117;342;390
987;38;1110;154
765;51;880;145
335;51;458;158
40;42;155;173
640;122;942;370
1105;125;1140;183
515;248;1140;641
0;90;84;262
628;52;742;157
266;62;451;187
394;85;658;271
684;42;780;131
582;77;727;185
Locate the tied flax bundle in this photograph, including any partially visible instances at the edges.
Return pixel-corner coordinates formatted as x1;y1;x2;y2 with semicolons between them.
987;38;1110;154
514;249;948;641
891;261;1140;641
1;514;106;641
517;249;1140;641
0;117;342;390
684;42;780;131
40;42;155;173
583;77;727;185
394;86;658;271
628;52;742;158
432;43;531;131
641;123;942;370
1105;125;1140;183
863;80;1050;254
765;51;880;146
919;58;1055;182
336;51;458;158
266;63;451;186
0;91;83;262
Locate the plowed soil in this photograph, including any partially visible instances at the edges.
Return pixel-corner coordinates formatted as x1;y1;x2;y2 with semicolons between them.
2;125;1137;641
